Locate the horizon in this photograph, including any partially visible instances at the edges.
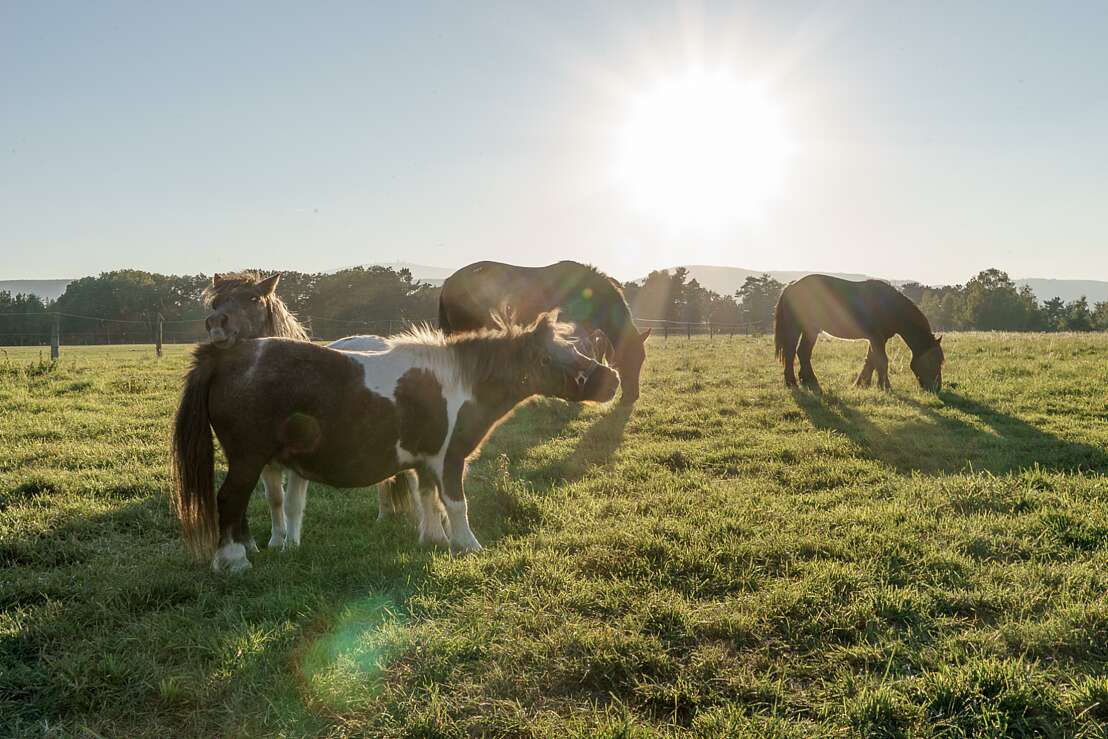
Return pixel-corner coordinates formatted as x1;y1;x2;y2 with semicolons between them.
3;3;1107;284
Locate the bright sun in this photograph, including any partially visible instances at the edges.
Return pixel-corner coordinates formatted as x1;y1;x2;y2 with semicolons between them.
615;70;791;230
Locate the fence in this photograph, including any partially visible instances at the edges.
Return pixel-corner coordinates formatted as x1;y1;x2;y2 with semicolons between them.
0;311;774;358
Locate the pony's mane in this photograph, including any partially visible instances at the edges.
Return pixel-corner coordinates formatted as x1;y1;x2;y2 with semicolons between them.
202;271;310;341
387;313;575;390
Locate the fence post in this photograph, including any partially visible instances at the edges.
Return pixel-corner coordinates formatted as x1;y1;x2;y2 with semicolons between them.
155;313;164;357
51;314;60;360
709;322;714;340
686;322;692;340
664;324;668;340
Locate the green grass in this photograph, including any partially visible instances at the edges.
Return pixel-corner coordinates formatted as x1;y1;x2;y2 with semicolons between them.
1;335;1106;737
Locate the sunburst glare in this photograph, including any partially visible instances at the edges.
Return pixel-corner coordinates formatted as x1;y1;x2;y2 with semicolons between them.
614;69;792;231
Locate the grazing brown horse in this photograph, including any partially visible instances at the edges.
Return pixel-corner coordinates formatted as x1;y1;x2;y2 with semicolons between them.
172;312;620;572
439;261;650;402
774;274;944;393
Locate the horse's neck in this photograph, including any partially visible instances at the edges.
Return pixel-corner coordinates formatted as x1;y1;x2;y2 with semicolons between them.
892;311;932;355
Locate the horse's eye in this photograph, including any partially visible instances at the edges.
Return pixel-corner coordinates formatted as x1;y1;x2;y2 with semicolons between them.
539;355;551;367
250;295;261;303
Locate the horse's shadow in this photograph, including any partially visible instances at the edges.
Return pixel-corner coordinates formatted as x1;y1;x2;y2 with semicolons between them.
525;402;633;485
792;389;1108;475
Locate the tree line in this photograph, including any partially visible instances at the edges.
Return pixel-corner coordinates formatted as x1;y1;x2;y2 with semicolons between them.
2;265;1106;346
0;266;440;345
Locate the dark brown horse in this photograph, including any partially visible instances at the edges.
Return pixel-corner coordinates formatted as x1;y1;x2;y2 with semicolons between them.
774;274;944;393
439;261;650;403
172;312;620;572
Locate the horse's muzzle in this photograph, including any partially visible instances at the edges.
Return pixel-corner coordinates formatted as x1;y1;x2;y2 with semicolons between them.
578;364;620;402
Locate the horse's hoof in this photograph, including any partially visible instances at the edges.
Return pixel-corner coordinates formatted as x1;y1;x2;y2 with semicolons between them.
449;539;484;557
267;532;286;549
419;529;450;548
211;542;252;574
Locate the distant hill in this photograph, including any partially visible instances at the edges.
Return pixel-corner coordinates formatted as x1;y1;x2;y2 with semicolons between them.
641;265;1108;304
328;261;453;286
0;279;71;301
1013;278;1108;304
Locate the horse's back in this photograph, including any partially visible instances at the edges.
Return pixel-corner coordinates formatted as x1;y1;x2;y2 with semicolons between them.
327;335;390;352
441;260;602;332
782;274;901;340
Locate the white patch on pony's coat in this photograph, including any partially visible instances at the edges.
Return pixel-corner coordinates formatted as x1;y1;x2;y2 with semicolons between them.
327;335;390;352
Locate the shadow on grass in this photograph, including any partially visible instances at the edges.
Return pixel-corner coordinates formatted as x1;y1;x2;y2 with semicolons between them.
792;389;1108;475
527;402;633;484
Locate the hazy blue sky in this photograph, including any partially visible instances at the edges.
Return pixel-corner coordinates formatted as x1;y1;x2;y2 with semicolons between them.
3;1;1106;284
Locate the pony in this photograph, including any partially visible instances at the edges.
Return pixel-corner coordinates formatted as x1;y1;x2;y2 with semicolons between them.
774;274;944;393
438;260;649;402
172;312;621;572
201;272;407;549
203;272;309;347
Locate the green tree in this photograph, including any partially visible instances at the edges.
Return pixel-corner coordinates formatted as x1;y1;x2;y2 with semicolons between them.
735;274;784;332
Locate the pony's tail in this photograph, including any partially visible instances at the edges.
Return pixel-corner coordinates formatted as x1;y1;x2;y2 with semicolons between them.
774;291;793;363
376;474;418;525
171;346;219;558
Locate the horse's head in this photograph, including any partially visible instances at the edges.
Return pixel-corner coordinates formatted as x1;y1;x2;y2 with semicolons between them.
570;326;614;364
613;328;651;404
910;335;944;392
203;273;281;348
524;312;620;404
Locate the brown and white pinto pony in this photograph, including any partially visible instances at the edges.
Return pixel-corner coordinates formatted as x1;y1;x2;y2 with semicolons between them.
774;274;944;393
173;312;620;572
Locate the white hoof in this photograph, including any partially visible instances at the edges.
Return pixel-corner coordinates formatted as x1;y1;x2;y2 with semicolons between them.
211;542;252;574
449;538;484;557
268;531;286;549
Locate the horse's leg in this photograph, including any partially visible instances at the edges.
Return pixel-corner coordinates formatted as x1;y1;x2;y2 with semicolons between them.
213;461;265;573
401;469;423;528
416;470;449;547
376;479;396;521
873;341;891;390
284;472;309;547
261;464;287;549
234;506;258;554
854;343;876;388
797;332;821;393
783;332;799;388
437;457;482;555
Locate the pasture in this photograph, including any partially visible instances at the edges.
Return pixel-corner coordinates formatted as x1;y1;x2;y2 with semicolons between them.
2;334;1107;737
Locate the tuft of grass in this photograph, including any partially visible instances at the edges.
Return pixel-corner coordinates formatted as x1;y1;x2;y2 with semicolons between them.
1;334;1107;735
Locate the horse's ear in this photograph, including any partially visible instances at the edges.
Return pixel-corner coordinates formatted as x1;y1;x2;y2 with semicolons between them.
639;328;652;342
256;273;281;296
212;273;223;286
936;334;943;345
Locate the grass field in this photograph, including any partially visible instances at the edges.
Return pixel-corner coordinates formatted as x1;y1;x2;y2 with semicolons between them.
1;334;1107;737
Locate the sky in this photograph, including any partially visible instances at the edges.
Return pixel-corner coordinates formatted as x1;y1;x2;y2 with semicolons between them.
2;1;1106;285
